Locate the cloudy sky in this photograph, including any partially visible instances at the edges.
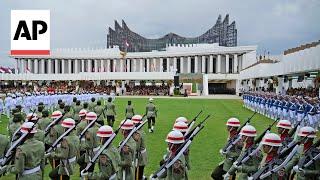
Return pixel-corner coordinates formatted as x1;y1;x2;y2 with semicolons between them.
0;0;319;67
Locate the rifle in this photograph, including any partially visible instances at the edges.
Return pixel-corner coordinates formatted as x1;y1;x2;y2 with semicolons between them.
1;121;38;171
44;113;66;137
186;110;203;134
288;114;307;137
45;125;76;154
280;131;315;157
81;118;130;175
78;106;108;140
118;114;147;151
10;109;37;143
151;115;209;179
254;118;279;144
298;138;320;169
221;111;257;153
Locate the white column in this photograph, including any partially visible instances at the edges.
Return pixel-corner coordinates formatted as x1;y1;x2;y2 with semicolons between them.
160;58;163;72
234;54;238;73
20;59;24;74
126;59;130;72
146;58;150;72
201;56;206;73
61;59;66;74
88;60;92;72
34;59;38;74
55;59;58;74
209;55;213;73
225;54;229;73
203;74;209;96
133;59;136;72
100;60;104;72
68;60;72;73
180;57;184;73
217;55;221;73
94;59;98;72
81;60;85;72
187;56;191;73
114;59;117;72
166;58;170;72
28;59;32;73
48;59;52;74
120;59;123;72
173;57;177;73
140;59;143;72
152;58;156;72
75;60;79;73
194;56;198;73
15;59;18;74
106;60;110;72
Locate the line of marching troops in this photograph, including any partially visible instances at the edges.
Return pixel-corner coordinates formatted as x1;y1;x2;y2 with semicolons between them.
0;95;207;180
242;92;320;130
211;112;320;180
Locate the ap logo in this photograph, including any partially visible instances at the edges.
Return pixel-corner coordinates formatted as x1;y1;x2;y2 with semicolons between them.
11;10;50;55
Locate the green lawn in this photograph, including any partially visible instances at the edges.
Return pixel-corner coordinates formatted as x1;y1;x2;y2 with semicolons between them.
0;98;275;180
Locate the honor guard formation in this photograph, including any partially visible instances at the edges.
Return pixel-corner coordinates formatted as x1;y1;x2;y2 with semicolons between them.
0;92;214;180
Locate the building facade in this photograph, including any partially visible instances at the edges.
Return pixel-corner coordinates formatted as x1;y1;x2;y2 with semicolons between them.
107;14;237;52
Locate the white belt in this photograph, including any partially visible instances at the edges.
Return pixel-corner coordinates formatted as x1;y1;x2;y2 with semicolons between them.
93;146;100;153
140;148;147;154
68;156;76;163
109;173;117;180
22;165;41;175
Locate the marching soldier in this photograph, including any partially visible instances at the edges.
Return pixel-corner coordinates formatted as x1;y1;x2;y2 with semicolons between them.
119;119;136;179
276;120;293;149
146;98;157;133
132;115;148;179
159;130;188;179
173;121;191;171
47;118;79;180
94;100;105;126
36;103;44;118
63;105;74;119
105;97;116;127
82;125;120;179
225;125;262;180
285;126;320;179
37;110;50;131
8;113;24;140
73;100;82;123
88;97;96;112
71;97;77;113
26;113;45;143
82;102;89;112
2;122;45;179
125;100;135;120
56;102;65;113
78;112;101;173
212;118;242;180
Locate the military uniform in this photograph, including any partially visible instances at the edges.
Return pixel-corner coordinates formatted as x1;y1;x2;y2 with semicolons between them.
159;152;188;180
105;102;116;127
125;105;134;119
73;105;83;122
37;116;51;131
94;105;105;126
119;137;136;179
146;102;157;131
134;130;148;179
255;154;287;180
89;101;96;112
47;123;64;168
6;138;45;180
49;131;80;179
0;134;9;163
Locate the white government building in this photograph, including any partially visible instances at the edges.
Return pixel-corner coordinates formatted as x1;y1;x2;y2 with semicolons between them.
2;40;320;96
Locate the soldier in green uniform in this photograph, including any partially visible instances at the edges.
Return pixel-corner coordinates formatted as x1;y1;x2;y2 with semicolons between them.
125;101;135;120
105;97;116;127
94;100;105;126
225;125;262;180
172;121;191;170
285;126;320;180
159;130;188;180
83;102;89;112
36;102;44;118
56;102;65;114
26;113;45;143
132;115;148;180
37;110;51;131
71;97;77;113
63;105;74;119
15;105;26;121
48;118;79;180
0;134;9;164
119;119;136;180
78;112;101;174
89;97;96;112
73;100;82;123
212;118;242;180
8;113;24;141
145;98;157;133
81;125;120;179
2;122;45;179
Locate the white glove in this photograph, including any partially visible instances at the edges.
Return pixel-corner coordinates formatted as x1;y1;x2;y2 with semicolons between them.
248;177;253;180
223;173;230;180
81;170;88;177
293;165;302;173
219;149;224;155
232;161;239;169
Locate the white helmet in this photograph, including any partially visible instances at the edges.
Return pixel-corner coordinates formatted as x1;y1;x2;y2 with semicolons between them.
226;117;241;127
86;112;97;121
51;111;63;119
61;118;75;128
165;130;185;144
173;121;188;133
97;125;114;138
79;109;87;117
120;120;134;130
149;98;154;102
132;115;143;124
20;122;37;134
276;120;292;130
239;125;257;137
26;113;38;121
298;126;317;138
261;133;282;147
175;117;188;124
